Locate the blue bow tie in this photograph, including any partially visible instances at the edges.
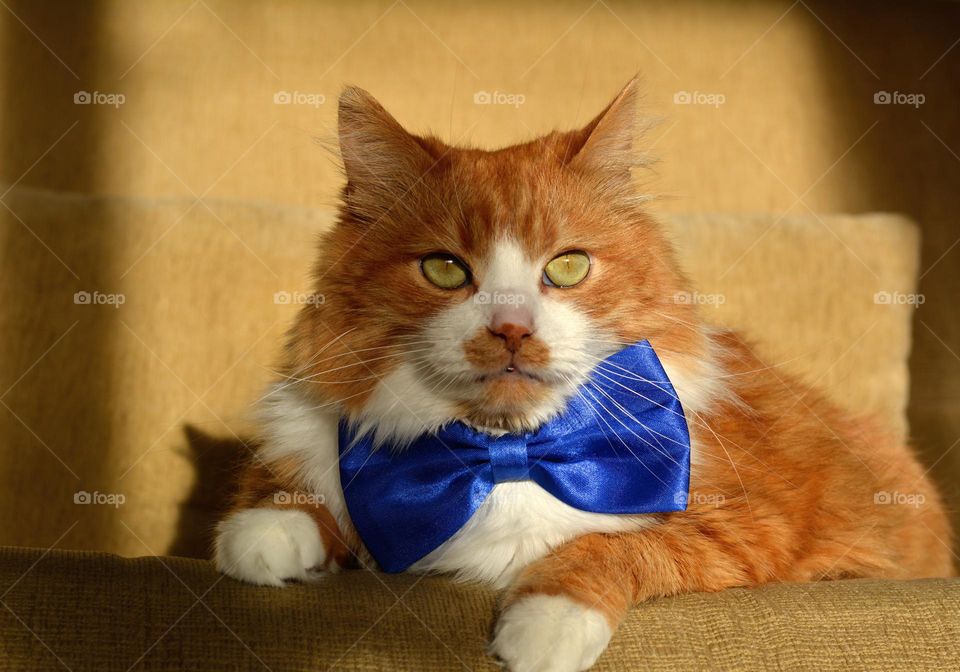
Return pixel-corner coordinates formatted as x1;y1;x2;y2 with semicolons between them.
338;340;691;572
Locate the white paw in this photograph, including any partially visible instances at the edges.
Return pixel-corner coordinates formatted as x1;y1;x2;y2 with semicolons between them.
490;595;613;672
214;508;327;587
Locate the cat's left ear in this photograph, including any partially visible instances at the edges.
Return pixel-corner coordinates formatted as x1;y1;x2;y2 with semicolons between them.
564;77;640;188
337;86;435;223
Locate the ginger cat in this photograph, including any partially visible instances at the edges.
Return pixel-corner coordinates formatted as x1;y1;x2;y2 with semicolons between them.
214;79;953;672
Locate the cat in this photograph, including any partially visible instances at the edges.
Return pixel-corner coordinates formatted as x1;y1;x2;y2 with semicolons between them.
214;78;954;672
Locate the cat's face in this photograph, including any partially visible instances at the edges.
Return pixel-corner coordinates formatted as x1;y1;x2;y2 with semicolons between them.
289;80;700;440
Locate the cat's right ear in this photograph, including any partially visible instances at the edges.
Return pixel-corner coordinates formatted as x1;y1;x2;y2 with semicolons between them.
564;78;641;191
338;87;433;222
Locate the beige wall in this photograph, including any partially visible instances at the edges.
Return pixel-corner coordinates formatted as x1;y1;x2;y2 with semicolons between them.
1;0;958;555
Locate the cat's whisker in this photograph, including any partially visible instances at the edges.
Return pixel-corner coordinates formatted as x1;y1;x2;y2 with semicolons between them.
572;385;673;488
305;387;375;412
292;347;436;382
591;366;698;405
582;385;676;463
253;326;363;405
564;373;745;482
585;371;758;514
266;341;435;382
686;406;756;521
647;309;705;335
304;373;406;384
594;359;797;493
288;340;435;370
578;337;688;357
581;349;762;513
294;325;360;370
594;363;672;385
586;382;689;453
578;342;805;388
266;348;434;402
582;361;725;438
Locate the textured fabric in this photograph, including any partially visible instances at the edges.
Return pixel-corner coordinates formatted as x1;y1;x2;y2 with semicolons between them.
0;187;923;559
664;212;922;442
0;546;958;671
340;341;691;572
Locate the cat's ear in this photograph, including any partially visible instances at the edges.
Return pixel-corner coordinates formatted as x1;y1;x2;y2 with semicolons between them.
338;86;434;221
565;77;640;187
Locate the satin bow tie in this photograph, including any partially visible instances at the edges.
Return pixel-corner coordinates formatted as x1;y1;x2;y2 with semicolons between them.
338;340;691;573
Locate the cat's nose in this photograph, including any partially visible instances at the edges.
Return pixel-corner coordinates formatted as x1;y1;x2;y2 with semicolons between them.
489;307;534;353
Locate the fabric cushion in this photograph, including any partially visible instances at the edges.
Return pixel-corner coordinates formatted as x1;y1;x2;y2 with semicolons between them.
0;546;957;671
0;185;923;557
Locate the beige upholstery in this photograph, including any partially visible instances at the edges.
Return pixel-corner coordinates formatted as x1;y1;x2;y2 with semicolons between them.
0;186;923;557
1;546;959;671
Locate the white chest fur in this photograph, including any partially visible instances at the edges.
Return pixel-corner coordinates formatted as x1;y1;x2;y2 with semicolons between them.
258;384;652;587
412;481;651;587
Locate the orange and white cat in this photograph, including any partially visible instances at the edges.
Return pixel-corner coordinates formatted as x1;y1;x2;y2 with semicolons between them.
214;79;953;672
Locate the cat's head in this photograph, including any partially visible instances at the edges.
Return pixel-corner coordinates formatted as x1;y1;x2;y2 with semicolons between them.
287;79;706;443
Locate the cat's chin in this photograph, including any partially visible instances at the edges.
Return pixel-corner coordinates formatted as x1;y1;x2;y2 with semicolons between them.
456;374;570;433
475;369;544;386
483;372;549;404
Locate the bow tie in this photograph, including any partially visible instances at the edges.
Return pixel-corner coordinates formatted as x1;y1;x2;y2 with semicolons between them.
338;340;691;573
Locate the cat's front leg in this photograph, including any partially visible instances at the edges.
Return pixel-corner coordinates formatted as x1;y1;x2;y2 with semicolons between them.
490;532;628;672
491;591;615;672
214;459;351;586
491;523;757;672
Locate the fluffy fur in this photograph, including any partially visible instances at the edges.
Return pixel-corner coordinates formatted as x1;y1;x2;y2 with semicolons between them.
214;79;953;671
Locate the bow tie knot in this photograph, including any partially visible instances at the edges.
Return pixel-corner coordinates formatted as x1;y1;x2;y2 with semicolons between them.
489;434;530;483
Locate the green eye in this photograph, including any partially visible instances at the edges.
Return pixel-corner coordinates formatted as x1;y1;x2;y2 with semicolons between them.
421;253;470;289
543;251;591;288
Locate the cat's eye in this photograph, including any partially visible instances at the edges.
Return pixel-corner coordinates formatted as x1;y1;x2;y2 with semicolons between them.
420;253;471;290
543;251;591;288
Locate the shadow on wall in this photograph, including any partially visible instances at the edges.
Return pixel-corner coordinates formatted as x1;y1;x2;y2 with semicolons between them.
0;1;123;551
804;0;960;543
167;425;250;559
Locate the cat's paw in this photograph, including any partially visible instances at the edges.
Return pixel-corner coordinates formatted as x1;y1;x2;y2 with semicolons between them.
490;595;613;672
214;508;327;587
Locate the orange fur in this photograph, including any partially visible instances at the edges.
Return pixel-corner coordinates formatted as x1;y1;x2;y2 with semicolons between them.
506;333;953;627
223;78;953;641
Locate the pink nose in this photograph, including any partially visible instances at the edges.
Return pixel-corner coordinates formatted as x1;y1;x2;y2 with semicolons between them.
491;322;532;353
490;307;534;353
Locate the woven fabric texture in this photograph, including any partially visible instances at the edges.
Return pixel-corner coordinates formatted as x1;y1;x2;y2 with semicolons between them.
0;546;958;671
